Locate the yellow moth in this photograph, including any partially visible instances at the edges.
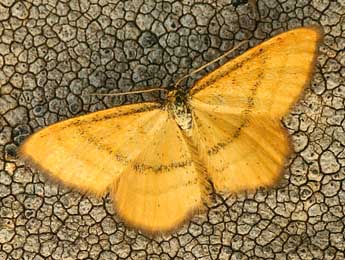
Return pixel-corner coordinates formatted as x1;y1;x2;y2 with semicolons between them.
19;27;322;234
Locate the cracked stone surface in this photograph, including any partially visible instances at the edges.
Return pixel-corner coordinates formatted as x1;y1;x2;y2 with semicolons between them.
1;0;345;259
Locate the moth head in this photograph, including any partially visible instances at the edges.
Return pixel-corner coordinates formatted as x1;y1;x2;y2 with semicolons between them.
167;89;187;106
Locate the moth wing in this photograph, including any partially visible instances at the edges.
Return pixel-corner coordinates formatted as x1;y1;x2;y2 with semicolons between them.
19;102;162;196
188;27;321;192
20;102;206;233
112;115;208;233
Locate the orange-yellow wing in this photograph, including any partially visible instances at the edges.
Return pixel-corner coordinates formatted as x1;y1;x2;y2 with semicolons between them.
19;102;206;233
112;115;208;233
188;27;322;192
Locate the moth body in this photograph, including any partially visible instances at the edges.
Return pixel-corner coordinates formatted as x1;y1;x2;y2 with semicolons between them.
167;90;193;133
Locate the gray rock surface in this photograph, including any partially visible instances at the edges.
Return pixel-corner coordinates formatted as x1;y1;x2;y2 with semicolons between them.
1;0;345;259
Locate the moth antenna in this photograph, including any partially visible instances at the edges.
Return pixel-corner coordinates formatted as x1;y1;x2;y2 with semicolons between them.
87;87;168;97
174;40;249;90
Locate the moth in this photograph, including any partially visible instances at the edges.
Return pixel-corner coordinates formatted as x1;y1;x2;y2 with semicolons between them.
19;27;322;234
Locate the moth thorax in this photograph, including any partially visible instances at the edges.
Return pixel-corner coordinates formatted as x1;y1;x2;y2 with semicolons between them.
170;100;192;132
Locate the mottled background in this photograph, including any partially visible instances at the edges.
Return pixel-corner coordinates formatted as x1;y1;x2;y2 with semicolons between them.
0;0;344;259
